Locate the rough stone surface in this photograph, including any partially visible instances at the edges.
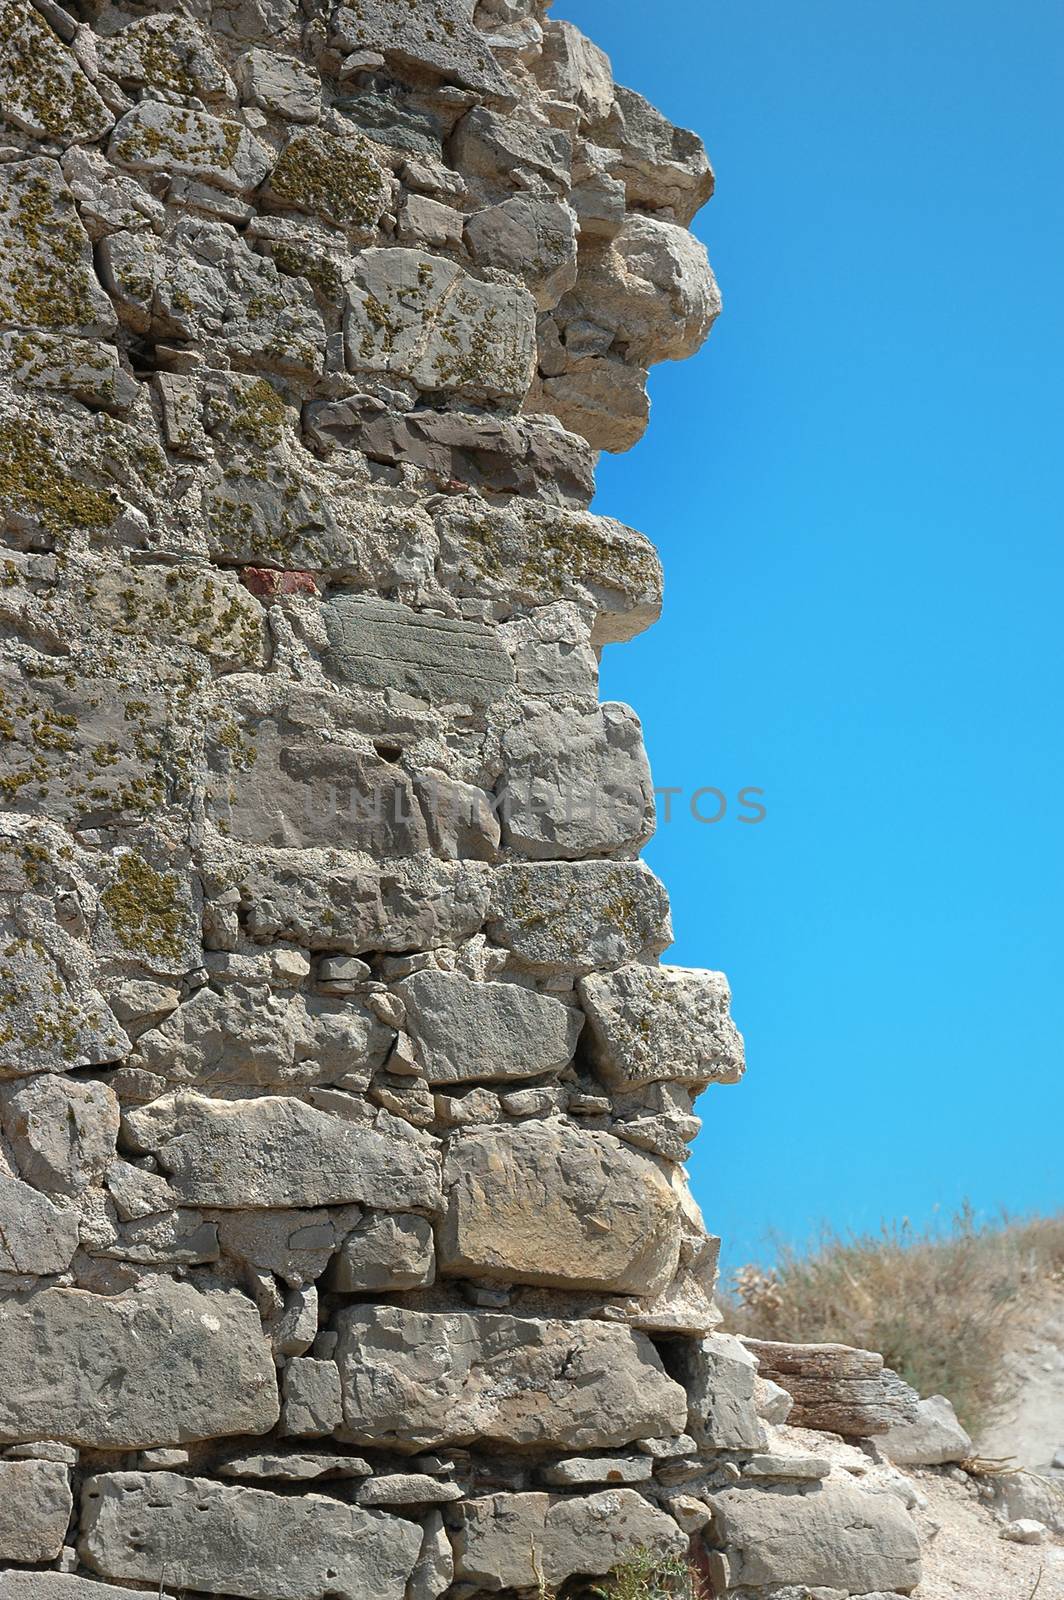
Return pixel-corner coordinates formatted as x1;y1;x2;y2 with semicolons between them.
397;969;582;1084
579;963;746;1089
454;1490;687;1590
0;1460;72;1564
881;1393;973;1466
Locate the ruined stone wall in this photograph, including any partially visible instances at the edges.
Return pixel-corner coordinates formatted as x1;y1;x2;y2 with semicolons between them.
0;3;922;1598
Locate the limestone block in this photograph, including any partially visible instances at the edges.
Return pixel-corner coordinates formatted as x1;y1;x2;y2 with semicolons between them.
237;49;322;122
343;248;537;405
562;215;720;366
0;1280;278;1448
0;1578;154;1600
266;128;390;228
0;3;113;145
705;1482;921;1595
0;1074;120;1194
534;19;615;125
503;604;599;700
538;1456;654;1487
332;1304;688;1449
133;984;393;1090
465;197;579;310
438;1121;681;1295
741;1339;920;1437
328;1211;436;1291
281;1357;344;1438
217;1207;360;1285
96;15;235;102
109;102;272;193
329;0;516;105
452;108;571;195
452;1489;687;1591
0;1459;73;1563
679;1332;768;1452
488;859;672;976
880;1393;973;1466
398;193;465;252
409;1510;454;1600
356;1475;462;1507
396;969;582;1084
324;594;515;709
83;562;268;673
0;917;129;1078
577;963;745;1090
0;331;137;413
219;1450;372;1481
0;1170;79;1275
123;1090;442;1210
539;353;651;453
88;1209;220;1268
0;159;115;337
601;85;714;226
433;497;662;645
499;700;655;859
79;1472;423;1600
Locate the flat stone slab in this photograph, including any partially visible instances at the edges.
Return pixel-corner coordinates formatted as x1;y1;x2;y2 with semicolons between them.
79;1471;422;1600
0;1280;277;1449
0;1458;72;1563
578;962;746;1089
397;968;582;1084
324;594;515;708
332;1303;688;1450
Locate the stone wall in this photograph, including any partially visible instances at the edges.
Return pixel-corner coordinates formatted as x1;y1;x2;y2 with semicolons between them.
0;3;921;1598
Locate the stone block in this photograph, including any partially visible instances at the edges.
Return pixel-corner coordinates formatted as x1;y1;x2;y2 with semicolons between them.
0;1459;72;1562
577;963;745;1090
396;969;581;1084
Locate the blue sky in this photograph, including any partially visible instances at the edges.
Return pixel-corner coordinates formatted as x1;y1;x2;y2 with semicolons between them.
553;0;1064;1270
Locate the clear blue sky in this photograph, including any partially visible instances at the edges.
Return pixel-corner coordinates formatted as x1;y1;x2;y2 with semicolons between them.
554;0;1064;1271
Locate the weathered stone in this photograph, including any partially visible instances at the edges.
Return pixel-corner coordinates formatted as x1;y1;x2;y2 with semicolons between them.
601;85;715;226
535;20;615;125
578;963;745;1090
539;353;651;452
466;197;579;310
84;562;268;673
499;700;655;859
267;128;390;228
110;103;272;193
0;920;129;1079
328;1210;436;1292
488;859;672;975
96;15;234;101
219;1450;372;1481
0;1169;78;1275
409;1510;454;1600
281;1357;344;1438
90;1210;220;1268
0;1459;73;1563
398;192;465;252
0;331;137;412
356;1474;462;1507
1;1075;119;1194
452;108;571;196
124;1090;442;1210
217;1207;357;1285
741;1339;920;1437
132;985;393;1090
0;1577;154;1600
330;0;515;105
679;1332;768;1452
439;1121;681;1295
333;1304;687;1449
0;3;112;145
538;1455;653;1487
325;594;515;708
396;969;581;1084
705;1482;921;1594
0;1280;278;1448
452;1489;687;1591
237;49;321;122
344;249;537;406
0;159;116;337
79;1471;423;1600
880;1393;973;1466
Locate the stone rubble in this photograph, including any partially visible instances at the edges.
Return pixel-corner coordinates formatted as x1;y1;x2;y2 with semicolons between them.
0;1;924;1597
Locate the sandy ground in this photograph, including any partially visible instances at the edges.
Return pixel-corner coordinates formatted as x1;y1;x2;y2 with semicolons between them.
909;1465;1064;1600
980;1282;1064;1476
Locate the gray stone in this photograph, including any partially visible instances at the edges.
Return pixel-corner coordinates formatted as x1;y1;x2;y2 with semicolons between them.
743;1454;832;1481
343;249;536;406
217;1207;356;1286
281;1358;344;1439
327;1211;435;1292
499;700;655;859
396;969;582;1084
465;197;579;310
219;1451;372;1482
680;1332;768;1452
0;1170;79;1275
79;1472;423;1600
452;108;571;195
266;128;390;229
452;1489;687;1591
398;193;464;252
96;14;234;101
994;1470;1064;1536
0;3;113;145
356;1474;462;1507
0;1279;278;1448
333;1304;688;1450
1001;1518;1048;1544
705;1482;921;1594
89;1210;220;1268
577;963;745;1090
439;1121;681;1295
325;594;515;709
329;0;516;105
237;48;321;122
539;353;651;453
535;19;614;124
488;859;672;976
1;1075;119;1194
880;1393;973;1466
602;85;714;226
132;985;393;1090
0;1582;152;1600
408;1510;454;1600
0;166;119;343
0;1458;72;1562
538;1455;653;1487
123;1090;441;1210
0;331;137;412
109;103;271;193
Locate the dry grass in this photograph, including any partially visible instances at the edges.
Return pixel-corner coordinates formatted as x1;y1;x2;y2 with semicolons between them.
719;1206;1064;1436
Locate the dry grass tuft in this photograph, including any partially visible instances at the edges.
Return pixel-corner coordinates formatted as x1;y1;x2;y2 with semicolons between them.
719;1206;1064;1436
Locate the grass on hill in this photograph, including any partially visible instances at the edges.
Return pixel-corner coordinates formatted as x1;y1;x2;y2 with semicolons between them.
718;1206;1064;1436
